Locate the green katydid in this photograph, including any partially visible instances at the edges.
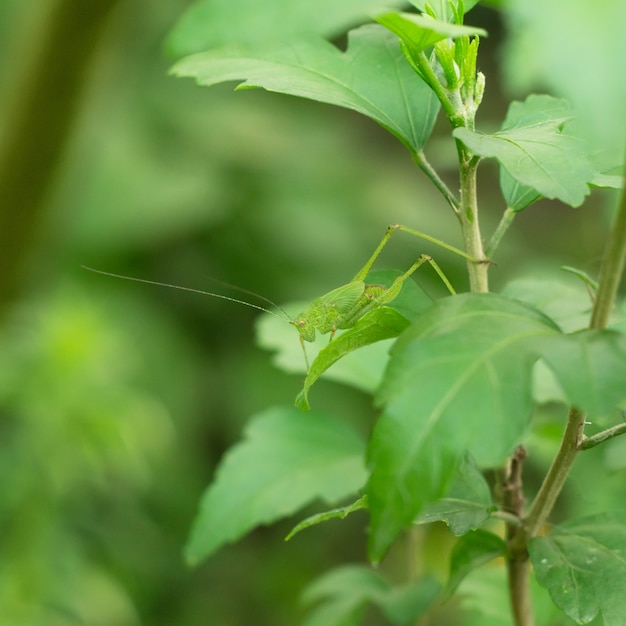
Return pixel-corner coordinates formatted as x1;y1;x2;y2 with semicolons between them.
288;223;482;368
83;223;485;371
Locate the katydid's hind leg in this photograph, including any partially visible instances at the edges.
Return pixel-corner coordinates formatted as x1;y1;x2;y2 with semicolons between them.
381;254;432;303
350;224;401;283
387;253;457;299
423;256;456;295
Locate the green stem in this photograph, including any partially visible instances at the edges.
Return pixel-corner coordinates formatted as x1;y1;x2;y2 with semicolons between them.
413;151;460;213
589;149;626;330
523;408;586;539
579;422;626;450
457;150;489;293
486;207;516;258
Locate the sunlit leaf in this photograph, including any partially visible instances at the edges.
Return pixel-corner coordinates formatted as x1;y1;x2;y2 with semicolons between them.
185;407;366;564
367;294;560;560
408;0;481;20
376;12;486;61
530;513;626;625
172;25;441;155
454;95;595;207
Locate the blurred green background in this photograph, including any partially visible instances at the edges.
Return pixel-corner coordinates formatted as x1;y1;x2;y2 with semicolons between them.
0;1;621;625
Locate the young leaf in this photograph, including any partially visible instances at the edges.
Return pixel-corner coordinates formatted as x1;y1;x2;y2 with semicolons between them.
302;565;440;626
417;453;495;535
286;496;367;541
295;307;411;410
171;25;441;155
407;0;481;21
453;94;595;207
185;407;366;565
445;530;506;596
367;294;560;561
530;513;626;626
166;0;407;58
375;12;486;62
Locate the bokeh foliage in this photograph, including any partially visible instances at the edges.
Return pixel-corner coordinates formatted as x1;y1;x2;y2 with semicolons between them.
0;1;622;625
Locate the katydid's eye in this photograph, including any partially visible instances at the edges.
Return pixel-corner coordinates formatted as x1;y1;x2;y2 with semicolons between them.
299;320;306;327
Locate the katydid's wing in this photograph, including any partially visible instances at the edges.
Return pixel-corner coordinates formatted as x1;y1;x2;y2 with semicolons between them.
320;281;365;313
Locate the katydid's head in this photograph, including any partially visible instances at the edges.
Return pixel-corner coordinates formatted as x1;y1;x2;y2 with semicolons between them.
290;316;316;343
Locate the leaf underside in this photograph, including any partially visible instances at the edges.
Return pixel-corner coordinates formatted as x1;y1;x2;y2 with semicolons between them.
185;407;366;564
172;25;441;155
454;95;595;208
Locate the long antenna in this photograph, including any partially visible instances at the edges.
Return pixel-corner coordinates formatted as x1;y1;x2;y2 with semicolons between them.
197;274;292;320
81;266;291;321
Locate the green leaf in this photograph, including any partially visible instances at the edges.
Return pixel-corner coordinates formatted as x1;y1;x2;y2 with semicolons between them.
499;168;542;212
541;330;626;420
166;0;407;57
408;0;481;20
502;277;593;333
417;453;495;535
375;12;486;61
285;496;367;541
501;0;626;149
171;25;441;155
185;407;366;565
453;95;595;207
302;565;440;626
530;513;626;625
295;307;410;410
367;294;560;561
445;530;506;596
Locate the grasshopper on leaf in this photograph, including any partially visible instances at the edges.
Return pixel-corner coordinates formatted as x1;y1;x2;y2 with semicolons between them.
289;223;468;369
83;224;483;372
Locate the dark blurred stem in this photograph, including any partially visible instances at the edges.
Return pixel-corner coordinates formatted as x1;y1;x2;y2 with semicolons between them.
500;447;535;626
486;207;516;258
589;148;626;330
0;0;120;317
